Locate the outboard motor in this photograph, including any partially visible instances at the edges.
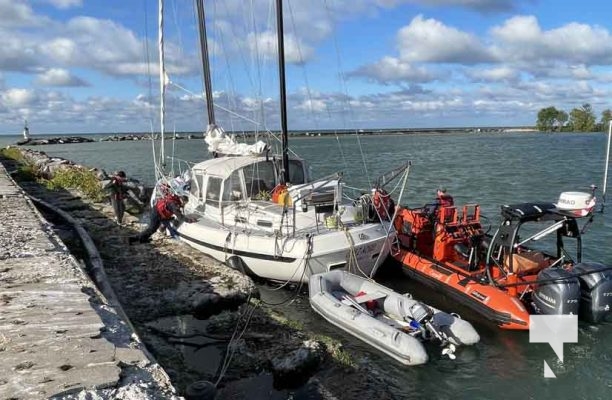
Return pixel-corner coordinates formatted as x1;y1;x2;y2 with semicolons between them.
573;262;612;323
532;268;580;315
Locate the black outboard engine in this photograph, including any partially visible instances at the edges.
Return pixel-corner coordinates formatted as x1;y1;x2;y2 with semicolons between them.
573;262;612;323
532;268;580;315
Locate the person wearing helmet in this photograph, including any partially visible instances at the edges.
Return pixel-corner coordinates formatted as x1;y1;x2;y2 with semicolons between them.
129;193;196;244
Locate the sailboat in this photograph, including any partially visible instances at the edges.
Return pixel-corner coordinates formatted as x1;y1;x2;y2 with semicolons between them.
153;0;403;283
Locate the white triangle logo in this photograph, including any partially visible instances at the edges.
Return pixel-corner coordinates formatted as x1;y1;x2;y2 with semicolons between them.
543;360;556;378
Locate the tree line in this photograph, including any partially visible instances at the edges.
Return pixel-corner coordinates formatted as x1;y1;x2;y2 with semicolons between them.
536;104;612;132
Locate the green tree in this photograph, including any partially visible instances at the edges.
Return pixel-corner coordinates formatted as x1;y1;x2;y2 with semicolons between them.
536;106;567;131
569;103;596;132
600;109;612;132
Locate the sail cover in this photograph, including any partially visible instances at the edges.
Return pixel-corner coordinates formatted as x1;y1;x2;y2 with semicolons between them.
204;124;268;156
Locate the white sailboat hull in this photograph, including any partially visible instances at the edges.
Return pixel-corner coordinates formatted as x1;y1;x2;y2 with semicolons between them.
176;217;392;283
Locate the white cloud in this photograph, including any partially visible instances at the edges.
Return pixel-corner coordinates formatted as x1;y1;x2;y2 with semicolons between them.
0;0;44;28
490;15;612;65
1;88;37;107
352;56;436;83
35;68;88;86
296;98;327;112
247;30;314;65
47;0;83;9
466;66;519;83
42;38;78;64
0;31;40;71
397;15;492;64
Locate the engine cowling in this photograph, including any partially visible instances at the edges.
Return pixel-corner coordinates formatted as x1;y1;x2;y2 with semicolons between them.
532;268;580;315
573;262;612;323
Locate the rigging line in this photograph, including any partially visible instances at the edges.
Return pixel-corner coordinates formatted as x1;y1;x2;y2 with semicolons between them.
261;236;312;304
168;81;261;127
158;0;166;169
220;1;265;139
215;296;258;387
248;0;267;143
213;1;242;139
322;0;370;187
142;0;155;142
286;0;321;132
143;0;164;184
171;79;303;159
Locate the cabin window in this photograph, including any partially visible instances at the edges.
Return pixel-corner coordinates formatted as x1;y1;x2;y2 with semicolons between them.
243;161;276;198
191;174;204;200
206;177;222;206
288;160;306;184
222;170;244;202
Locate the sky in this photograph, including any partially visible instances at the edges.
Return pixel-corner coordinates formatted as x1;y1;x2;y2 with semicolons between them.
2;0;612;135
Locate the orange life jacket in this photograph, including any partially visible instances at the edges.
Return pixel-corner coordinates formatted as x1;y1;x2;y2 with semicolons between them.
156;195;181;220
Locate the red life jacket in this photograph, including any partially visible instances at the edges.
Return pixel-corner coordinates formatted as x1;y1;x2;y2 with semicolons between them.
372;189;394;220
156;195;181;220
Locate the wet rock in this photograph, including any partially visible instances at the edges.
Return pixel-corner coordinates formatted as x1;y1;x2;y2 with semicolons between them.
271;340;325;389
185;380;216;400
192;292;245;319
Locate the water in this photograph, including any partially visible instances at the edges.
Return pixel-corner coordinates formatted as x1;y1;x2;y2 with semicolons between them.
3;131;611;399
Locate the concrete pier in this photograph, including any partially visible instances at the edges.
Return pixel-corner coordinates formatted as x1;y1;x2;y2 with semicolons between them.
0;163;178;399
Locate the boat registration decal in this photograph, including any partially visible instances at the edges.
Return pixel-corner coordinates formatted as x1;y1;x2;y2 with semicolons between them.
349;242;378;260
471;290;488;302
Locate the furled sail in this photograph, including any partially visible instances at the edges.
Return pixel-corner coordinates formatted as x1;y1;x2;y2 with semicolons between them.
204;124;268;156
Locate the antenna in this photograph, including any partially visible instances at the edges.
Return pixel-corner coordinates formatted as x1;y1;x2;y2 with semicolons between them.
602;121;611;212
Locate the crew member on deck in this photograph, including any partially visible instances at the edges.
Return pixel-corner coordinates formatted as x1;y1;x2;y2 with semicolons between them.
129;193;196;244
436;187;454;207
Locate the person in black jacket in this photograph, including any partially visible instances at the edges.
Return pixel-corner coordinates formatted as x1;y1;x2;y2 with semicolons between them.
108;171;128;224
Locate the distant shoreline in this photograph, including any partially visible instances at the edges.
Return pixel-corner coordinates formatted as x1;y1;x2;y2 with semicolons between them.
5;126;541;141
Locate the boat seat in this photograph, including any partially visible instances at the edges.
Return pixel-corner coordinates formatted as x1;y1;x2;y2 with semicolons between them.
454;242;470;259
354;291;387;304
504;252;550;274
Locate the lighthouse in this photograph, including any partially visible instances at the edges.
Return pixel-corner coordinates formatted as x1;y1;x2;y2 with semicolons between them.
22;120;30;140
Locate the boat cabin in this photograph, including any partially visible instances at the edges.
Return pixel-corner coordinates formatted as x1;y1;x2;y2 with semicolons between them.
188;156;311;209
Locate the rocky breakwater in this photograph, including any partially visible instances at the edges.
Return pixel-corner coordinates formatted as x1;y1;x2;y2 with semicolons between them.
100;134;151;142
1;147;396;400
16;136;95;146
100;134;202;141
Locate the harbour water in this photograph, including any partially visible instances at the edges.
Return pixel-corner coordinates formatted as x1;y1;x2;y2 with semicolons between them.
2;130;611;399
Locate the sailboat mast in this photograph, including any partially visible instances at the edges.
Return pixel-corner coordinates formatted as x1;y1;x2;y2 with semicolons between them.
276;0;290;184
158;0;166;167
196;0;216;127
